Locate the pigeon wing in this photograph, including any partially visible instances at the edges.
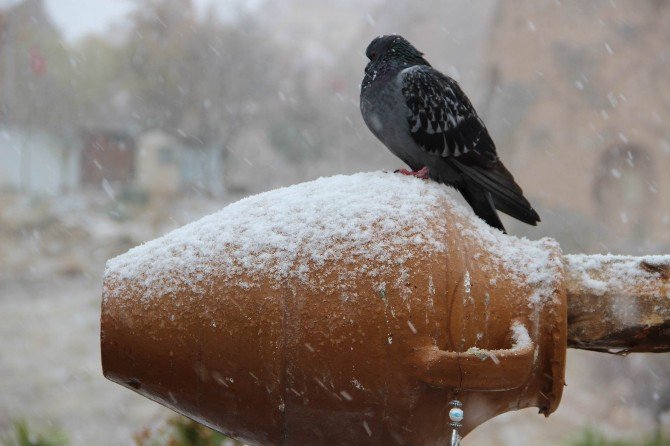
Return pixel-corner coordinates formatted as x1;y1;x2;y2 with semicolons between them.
400;65;539;226
400;65;497;165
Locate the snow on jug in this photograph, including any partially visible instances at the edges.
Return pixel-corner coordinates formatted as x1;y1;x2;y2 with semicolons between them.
101;172;568;445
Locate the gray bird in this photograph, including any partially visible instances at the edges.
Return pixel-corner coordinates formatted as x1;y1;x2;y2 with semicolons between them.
360;35;539;233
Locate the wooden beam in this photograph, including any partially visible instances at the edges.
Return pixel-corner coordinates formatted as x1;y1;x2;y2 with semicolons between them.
565;254;670;354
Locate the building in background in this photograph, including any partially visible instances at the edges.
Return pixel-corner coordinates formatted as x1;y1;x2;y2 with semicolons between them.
136;130;225;199
0;124;226;197
0;127;78;194
80;129;135;188
484;0;670;252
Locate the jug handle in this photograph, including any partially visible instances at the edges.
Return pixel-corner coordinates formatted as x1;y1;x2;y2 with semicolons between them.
412;320;535;391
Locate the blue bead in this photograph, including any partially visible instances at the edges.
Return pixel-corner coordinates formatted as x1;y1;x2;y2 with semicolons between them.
449;407;464;422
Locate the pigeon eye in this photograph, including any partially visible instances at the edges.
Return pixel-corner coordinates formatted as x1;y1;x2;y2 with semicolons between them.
369;51;377;60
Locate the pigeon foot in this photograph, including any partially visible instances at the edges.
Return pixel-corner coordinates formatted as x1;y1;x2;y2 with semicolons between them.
396;166;429;179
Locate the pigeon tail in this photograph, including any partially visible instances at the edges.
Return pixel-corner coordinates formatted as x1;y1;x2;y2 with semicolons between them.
452;160;540;228
456;182;507;233
491;190;540;227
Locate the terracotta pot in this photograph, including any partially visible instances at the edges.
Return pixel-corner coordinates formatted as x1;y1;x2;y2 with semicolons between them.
101;173;567;445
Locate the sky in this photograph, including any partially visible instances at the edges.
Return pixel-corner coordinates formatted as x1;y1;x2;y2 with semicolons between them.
41;0;263;42
44;0;134;41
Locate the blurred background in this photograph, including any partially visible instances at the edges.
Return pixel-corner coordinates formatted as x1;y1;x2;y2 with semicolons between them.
0;0;669;445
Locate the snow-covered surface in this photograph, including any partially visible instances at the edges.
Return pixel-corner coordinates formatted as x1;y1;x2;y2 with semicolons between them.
511;320;533;349
105;172;448;300
454;212;562;304
105;172;561;302
565;254;670;297
465;321;533;364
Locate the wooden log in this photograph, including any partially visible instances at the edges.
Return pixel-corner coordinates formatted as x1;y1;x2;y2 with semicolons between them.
565;254;670;354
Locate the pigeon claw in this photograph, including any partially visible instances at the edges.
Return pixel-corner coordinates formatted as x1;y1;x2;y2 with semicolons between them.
396;166;429;179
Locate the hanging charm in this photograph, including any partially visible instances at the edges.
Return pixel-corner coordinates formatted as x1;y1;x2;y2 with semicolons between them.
448;399;464;446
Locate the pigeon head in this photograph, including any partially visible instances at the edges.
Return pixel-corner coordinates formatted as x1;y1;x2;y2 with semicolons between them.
364;35;430;75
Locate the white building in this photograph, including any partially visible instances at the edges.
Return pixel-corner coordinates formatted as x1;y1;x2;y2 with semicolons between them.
0;127;79;194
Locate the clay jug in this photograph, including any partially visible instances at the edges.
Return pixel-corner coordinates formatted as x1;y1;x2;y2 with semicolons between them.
102;172;567;445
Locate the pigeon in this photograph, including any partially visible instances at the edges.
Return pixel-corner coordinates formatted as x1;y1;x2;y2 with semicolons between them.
360;35;540;233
